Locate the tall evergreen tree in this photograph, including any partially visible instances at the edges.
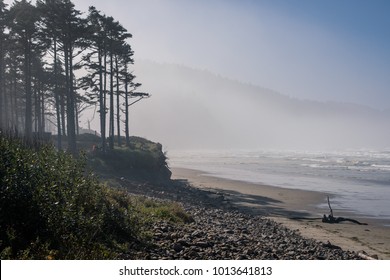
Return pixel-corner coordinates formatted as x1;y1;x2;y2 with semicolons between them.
4;34;24;131
37;0;66;149
119;43;136;147
97;16;132;149
8;0;40;139
55;0;87;155
82;6;108;151
0;0;7;130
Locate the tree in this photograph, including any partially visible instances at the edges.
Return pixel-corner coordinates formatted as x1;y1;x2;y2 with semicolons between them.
3;33;24;132
119;43;137;147
81;6;108;151
37;0;66;149
31;56;47;135
54;0;87;155
0;0;7;130
8;0;40;139
1;0;147;154
105;16;131;149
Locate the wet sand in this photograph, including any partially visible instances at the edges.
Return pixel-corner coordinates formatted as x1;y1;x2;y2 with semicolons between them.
171;167;390;259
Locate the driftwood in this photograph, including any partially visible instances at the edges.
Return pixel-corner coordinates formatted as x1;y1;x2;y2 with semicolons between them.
322;241;341;250
358;252;378;260
322;196;368;225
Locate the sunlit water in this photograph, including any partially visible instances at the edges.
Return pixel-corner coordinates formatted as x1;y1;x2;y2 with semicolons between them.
168;149;390;222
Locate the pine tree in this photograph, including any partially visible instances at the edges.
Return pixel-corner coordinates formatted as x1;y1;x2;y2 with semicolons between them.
0;0;7;130
37;0;66;149
105;16;131;149
8;0;40;139
55;0;87;155
81;6;109;151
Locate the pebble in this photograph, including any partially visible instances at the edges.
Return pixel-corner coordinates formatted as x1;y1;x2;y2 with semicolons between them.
129;204;362;260
119;178;362;260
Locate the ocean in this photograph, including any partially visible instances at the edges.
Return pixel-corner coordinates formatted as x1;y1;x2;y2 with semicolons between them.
168;149;390;223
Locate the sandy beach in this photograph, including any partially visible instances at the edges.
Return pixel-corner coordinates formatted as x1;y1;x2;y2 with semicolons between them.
171;167;390;259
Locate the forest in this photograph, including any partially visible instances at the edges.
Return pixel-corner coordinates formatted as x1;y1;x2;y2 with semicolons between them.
0;0;149;155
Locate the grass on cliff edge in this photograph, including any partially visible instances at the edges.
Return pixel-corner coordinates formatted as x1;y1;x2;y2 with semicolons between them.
0;135;189;259
79;134;171;182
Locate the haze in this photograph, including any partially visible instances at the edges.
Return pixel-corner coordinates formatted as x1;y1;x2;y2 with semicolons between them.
70;0;390;110
4;0;389;151
124;61;390;151
76;0;390;151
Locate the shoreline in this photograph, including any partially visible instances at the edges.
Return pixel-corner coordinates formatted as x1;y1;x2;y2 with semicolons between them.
171;167;390;259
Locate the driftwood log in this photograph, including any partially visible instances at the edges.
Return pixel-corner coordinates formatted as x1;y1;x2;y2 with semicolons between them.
322;196;368;225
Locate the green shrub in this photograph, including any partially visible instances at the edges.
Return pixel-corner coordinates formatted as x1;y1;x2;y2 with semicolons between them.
134;197;194;224
0;134;190;259
0;135;140;259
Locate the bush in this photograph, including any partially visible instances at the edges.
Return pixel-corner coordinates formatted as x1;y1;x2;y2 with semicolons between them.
0;135;140;259
134;197;194;224
0;134;189;259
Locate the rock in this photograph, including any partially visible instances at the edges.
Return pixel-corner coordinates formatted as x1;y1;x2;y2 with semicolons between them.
191;230;202;238
173;243;183;252
176;238;189;246
121;177;363;260
194;241;210;248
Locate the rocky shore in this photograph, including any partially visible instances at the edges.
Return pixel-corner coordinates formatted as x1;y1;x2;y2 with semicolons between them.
115;176;363;260
137;206;361;260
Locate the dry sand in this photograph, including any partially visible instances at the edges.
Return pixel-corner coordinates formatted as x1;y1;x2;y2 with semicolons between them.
171;167;390;259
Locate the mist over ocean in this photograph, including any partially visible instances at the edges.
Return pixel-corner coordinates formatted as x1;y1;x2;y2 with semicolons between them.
126;61;390;226
169;149;390;223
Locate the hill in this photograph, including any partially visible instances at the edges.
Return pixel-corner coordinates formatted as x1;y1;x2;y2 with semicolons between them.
129;60;390;150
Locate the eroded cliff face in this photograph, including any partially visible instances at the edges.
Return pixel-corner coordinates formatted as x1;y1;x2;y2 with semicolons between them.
86;134;171;182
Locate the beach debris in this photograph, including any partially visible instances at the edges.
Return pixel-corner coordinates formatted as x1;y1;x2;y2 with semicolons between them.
322;241;342;250
322;196;368;225
357;251;379;260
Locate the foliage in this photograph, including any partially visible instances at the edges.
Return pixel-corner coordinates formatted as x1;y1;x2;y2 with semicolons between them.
0;134;189;259
87;136;171;182
134;197;194;224
1;0;146;155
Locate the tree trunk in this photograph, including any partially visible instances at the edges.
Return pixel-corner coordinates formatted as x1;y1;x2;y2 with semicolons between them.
34;79;39;134
103;50;107;151
40;87;45;134
98;49;106;152
10;74;17;129
124;64;130;147
75;99;79;136
115;55;121;146
24;37;33;139
0;32;4;130
60;91;66;136
53;37;62;149
109;48;114;150
65;43;76;155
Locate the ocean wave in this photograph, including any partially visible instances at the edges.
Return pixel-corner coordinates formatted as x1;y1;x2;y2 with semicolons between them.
371;164;390;171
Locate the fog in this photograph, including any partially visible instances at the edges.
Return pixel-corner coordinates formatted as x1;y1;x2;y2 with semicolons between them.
67;0;390;152
4;0;388;152
91;60;390;152
65;0;390;110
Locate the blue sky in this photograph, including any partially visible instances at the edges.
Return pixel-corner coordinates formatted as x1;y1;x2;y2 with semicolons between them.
5;0;390;110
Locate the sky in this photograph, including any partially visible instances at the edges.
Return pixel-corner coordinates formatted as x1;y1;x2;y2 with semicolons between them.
3;0;390;109
65;0;389;110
